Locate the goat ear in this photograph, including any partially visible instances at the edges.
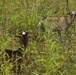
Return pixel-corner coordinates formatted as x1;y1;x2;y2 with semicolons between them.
15;35;22;38
67;12;71;15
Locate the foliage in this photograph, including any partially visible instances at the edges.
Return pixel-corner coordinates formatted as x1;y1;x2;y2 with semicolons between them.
0;0;76;75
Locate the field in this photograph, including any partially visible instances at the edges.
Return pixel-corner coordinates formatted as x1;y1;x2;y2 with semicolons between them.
0;0;76;75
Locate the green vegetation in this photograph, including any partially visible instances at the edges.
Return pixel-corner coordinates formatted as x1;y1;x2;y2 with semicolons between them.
0;0;76;75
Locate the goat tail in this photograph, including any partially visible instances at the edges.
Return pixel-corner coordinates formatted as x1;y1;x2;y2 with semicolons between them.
36;16;47;29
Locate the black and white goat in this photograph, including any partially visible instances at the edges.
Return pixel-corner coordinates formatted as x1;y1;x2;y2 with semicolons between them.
0;31;29;74
5;31;28;58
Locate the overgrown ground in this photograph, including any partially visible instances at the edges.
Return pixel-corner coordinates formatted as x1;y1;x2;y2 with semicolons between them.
0;0;76;75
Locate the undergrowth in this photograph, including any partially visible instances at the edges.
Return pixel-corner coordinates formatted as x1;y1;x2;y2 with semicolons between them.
0;0;76;75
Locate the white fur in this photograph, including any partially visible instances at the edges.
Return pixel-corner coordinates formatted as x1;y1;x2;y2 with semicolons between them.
72;11;75;15
22;31;26;35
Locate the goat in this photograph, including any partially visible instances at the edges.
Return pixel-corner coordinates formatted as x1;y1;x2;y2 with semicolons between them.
5;31;28;58
37;11;76;37
1;31;29;74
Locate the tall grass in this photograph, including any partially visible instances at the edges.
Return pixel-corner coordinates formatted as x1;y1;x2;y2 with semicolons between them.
0;0;76;75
